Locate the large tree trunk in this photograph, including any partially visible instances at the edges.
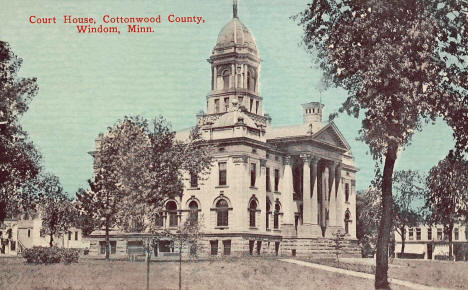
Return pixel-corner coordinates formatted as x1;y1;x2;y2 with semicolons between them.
375;143;397;289
105;217;110;260
447;223;454;260
400;227;406;255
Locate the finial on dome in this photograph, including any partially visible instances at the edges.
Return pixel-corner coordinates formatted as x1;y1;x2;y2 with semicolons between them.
233;0;238;18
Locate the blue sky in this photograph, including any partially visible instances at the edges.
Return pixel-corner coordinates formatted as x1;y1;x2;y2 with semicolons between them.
0;0;454;196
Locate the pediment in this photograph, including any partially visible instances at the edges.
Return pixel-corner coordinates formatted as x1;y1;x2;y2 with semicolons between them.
311;122;350;151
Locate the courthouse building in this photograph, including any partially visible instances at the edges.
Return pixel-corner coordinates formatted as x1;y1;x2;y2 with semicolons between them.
89;3;360;258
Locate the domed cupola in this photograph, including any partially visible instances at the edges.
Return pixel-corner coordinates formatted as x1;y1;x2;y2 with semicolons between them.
205;0;266;127
214;17;258;56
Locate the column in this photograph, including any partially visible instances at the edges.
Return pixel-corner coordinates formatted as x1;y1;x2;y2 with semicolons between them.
335;163;343;229
281;156;294;225
213;66;217;90
301;154;311;224
311;157;319;225
231;64;235;89
321;164;328;228
328;161;336;227
244;64;248;88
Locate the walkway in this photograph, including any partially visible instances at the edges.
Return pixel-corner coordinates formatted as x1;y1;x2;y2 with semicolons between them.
280;259;449;290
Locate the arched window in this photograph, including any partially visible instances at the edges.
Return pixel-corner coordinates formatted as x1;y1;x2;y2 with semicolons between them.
216;199;229;227
166;201;178;227
189;201;198;223
222;70;230;89
274;202;280;229
249;200;257;227
266;199;271;230
344;209;351;234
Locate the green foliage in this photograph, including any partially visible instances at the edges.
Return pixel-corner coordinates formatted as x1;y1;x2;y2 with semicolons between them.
356;189;381;257
22;247;79;264
423;151;468;259
0;41;42;223
393;170;425;253
333;229;346;263
37;173;75;247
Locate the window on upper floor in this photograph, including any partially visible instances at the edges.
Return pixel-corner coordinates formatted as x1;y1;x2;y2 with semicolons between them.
255;101;259;114
274;202;281;229
75;231;78;241
455;228;459;240
249;200;257;228
224;97;229;112
189;201;199;224
437;228;443;240
409;228;414;240
274;169;279;192
250;99;253;112
216;199;229;227
427;228;432;240
250;163;256;187
266;167;271;192
219;162;227;186
266;199;271;230
166;201;178;227
68;231;72;241
190;171;198;188
416;228;421;240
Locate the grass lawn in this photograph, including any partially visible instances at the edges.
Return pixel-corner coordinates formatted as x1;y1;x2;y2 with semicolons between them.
0;256;382;290
300;257;468;289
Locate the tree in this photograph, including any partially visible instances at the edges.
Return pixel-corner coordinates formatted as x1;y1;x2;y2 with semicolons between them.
356;188;381;257
393;170;424;255
295;1;467;287
0;41;42;223
424;150;468;259
37;173;75;247
333;229;346;263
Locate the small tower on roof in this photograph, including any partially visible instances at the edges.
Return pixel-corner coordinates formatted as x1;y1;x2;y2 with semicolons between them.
302;102;324;127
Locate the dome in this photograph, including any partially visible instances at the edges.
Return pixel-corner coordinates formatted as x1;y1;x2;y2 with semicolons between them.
215;18;257;52
212;110;257;129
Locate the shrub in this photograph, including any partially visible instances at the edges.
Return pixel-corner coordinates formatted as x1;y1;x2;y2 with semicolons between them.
22;247;79;264
396;252;425;259
434;255;452;261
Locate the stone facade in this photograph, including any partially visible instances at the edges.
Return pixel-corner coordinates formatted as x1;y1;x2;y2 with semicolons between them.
88;3;359;259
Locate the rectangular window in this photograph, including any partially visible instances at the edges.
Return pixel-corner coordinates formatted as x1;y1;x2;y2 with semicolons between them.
99;241;106;255
219;162;227;186
256;241;262;255
223;240;231;255
266;167;271;192
250;163;256;187
238;96;243;105
224;97;229;111
437;228;443;240
27;229;31;238
75;231;79;241
110;241;117;254
427;228;432;240
214;99;220;113
210;240;218;256
409;228;414;240
255;101;259;114
68;231;72;241
416;228;421;240
249;240;254;255
455;228;459;240
274;169;279;192
250;99;253;112
169;212;178;227
190;171;198;188
159;241;171;253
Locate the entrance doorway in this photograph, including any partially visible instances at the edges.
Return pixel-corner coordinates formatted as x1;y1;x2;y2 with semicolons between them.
427;244;433;260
